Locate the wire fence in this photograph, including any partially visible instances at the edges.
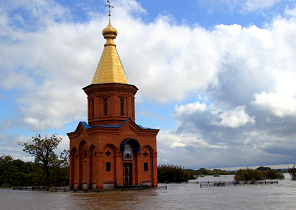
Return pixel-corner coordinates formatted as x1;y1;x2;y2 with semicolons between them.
199;180;279;188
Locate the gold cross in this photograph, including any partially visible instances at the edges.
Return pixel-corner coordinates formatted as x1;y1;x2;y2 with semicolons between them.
105;0;114;16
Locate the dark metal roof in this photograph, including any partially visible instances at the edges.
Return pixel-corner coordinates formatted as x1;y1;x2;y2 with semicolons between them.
79;119;156;130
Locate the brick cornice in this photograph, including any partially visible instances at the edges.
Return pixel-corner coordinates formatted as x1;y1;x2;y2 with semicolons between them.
83;83;138;96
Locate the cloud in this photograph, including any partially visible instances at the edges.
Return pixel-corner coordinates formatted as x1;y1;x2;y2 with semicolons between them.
157;129;293;169
117;17;220;103
252;92;296;117
212;106;255;128
0;133;69;162
174;101;207;117
0;0;105;131
0;133;33;161
242;0;282;12
197;0;283;13
137;110;164;120
0;0;220;131
0;0;70;32
174;103;255;129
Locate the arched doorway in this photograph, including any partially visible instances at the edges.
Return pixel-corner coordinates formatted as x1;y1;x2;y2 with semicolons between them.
121;139;141;185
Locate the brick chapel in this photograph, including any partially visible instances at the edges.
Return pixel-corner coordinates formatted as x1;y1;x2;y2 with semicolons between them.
67;9;159;190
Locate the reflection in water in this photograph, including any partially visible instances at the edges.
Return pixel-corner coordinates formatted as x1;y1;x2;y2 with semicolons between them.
1;175;296;210
72;190;161;209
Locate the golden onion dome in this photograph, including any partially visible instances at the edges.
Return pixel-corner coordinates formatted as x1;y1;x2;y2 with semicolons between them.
102;15;118;39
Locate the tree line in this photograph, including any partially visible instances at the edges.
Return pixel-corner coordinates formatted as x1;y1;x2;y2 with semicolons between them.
0;154;69;187
185;168;235;177
0;134;69;187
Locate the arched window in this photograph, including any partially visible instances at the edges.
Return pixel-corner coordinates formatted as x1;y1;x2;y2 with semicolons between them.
84;148;87;158
131;99;134;118
144;162;148;171
120;98;124;116
106;162;111;171
90;99;94;118
104;98;108;115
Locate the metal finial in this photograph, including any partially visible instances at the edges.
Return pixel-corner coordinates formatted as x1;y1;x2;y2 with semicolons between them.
105;0;114;16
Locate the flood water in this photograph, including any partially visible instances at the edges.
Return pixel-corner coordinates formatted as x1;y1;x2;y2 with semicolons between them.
1;174;296;210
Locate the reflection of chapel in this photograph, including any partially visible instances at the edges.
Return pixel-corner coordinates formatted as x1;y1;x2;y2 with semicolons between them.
67;9;159;190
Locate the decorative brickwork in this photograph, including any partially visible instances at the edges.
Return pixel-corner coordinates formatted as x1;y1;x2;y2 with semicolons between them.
68;119;159;189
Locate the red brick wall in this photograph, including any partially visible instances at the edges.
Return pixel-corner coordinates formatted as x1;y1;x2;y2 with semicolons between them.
68;121;158;189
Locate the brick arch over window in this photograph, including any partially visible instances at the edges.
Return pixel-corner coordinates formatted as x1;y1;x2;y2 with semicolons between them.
142;145;154;153
142;145;155;184
78;140;88;157
103;143;117;185
78;140;88;189
103;143;118;152
89;145;96;188
89;144;96;157
70;147;77;157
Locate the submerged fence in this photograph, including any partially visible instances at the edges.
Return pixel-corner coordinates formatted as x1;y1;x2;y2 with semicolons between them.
13;185;167;192
13;186;70;192
199;180;279;188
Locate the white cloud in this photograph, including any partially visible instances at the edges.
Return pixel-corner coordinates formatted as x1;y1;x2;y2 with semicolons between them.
17;84;86;131
174;101;207;117
197;0;283;13
243;0;281;12
158;129;225;151
252;92;296;117
117;18;220;103
285;6;296;17
250;41;296;119
212;106;255;128
57;135;70;152
171;142;186;148
0;134;33;161
174;103;255;128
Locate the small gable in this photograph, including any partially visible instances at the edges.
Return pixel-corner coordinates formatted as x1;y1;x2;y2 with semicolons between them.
67;121;93;138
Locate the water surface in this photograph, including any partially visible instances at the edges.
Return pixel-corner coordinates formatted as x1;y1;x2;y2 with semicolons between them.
1;174;296;210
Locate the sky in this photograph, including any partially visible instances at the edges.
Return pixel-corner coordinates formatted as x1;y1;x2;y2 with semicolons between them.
1;0;296;170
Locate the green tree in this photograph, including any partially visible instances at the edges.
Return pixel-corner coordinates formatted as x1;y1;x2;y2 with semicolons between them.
288;164;296;180
185;169;203;176
158;164;195;183
51;149;70;186
234;168;284;182
0;155;34;187
199;168;209;175
235;168;264;182
18;134;65;186
264;169;284;179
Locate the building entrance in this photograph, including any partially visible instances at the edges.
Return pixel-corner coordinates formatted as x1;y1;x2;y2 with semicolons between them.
123;163;132;185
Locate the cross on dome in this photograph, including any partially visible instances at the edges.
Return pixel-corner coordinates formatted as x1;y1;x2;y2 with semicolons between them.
105;0;114;16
